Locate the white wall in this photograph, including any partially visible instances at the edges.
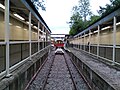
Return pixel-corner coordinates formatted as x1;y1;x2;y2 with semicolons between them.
0;10;38;41
70;24;120;45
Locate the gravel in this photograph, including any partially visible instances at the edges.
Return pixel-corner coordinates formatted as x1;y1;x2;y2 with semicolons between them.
27;49;90;90
27;51;55;90
69;48;120;89
64;52;90;90
44;55;74;90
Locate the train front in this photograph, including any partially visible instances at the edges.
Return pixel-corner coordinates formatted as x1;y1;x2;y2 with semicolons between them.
54;40;64;49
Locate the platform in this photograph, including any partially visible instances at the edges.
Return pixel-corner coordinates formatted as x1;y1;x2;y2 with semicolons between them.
66;47;120;90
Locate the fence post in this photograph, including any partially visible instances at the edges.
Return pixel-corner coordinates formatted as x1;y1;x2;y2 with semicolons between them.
5;0;11;77
89;30;91;53
29;12;32;60
97;25;100;58
84;33;85;51
112;16;116;65
38;22;40;51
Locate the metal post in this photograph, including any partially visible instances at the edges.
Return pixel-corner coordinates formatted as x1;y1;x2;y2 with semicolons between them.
38;22;40;51
76;37;77;48
45;29;46;47
29;12;32;60
79;36;80;49
84;33;85;51
49;34;51;46
89;30;91;53
5;0;11;76
49;33;51;45
90;70;92;81
80;36;82;50
77;38;78;49
42;26;44;49
112;16;116;65
77;36;79;48
97;25;100;57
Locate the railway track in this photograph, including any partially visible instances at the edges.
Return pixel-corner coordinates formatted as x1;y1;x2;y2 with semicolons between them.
25;49;90;90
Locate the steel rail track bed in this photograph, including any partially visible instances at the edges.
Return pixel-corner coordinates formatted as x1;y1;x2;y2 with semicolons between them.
25;49;90;90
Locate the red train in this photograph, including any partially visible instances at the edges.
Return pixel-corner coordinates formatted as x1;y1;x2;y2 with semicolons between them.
53;40;64;49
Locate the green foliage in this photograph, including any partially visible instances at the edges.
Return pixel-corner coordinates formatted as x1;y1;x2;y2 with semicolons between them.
98;0;120;16
69;0;94;35
69;13;100;35
31;0;46;11
69;14;100;35
87;15;100;26
69;13;85;35
73;0;92;22
69;0;120;36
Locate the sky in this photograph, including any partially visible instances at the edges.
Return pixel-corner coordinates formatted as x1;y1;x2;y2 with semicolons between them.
39;0;110;35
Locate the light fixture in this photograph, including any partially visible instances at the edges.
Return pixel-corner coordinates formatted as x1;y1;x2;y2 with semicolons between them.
89;32;92;34
94;30;98;33
26;21;29;24
101;26;111;30
0;3;5;9
33;26;37;29
14;13;25;21
84;34;88;36
24;28;27;31
9;23;12;25
16;25;21;28
116;22;120;26
33;32;37;34
39;29;42;31
26;21;33;26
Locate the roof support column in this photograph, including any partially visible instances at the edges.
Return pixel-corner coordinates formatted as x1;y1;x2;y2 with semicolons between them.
84;33;85;51
112;16;116;65
45;29;46;47
46;30;47;42
29;12;32;60
78;37;80;49
5;0;11;76
77;36;79;48
42;26;44;48
48;32;51;46
97;25;100;57
89;30;91;53
38;22;40;51
80;36;82;50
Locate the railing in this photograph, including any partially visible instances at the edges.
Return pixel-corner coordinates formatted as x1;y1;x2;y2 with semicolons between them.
70;44;120;65
0;41;51;73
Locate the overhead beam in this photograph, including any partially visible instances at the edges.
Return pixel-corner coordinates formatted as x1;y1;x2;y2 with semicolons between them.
51;34;68;35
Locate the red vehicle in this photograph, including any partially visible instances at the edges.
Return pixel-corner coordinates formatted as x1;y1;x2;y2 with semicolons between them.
54;40;64;49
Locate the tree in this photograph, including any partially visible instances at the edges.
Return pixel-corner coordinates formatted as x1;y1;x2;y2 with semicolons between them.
97;6;106;16
69;0;92;35
31;0;46;11
76;0;92;22
69;12;84;35
98;0;120;17
88;15;100;25
112;0;120;8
